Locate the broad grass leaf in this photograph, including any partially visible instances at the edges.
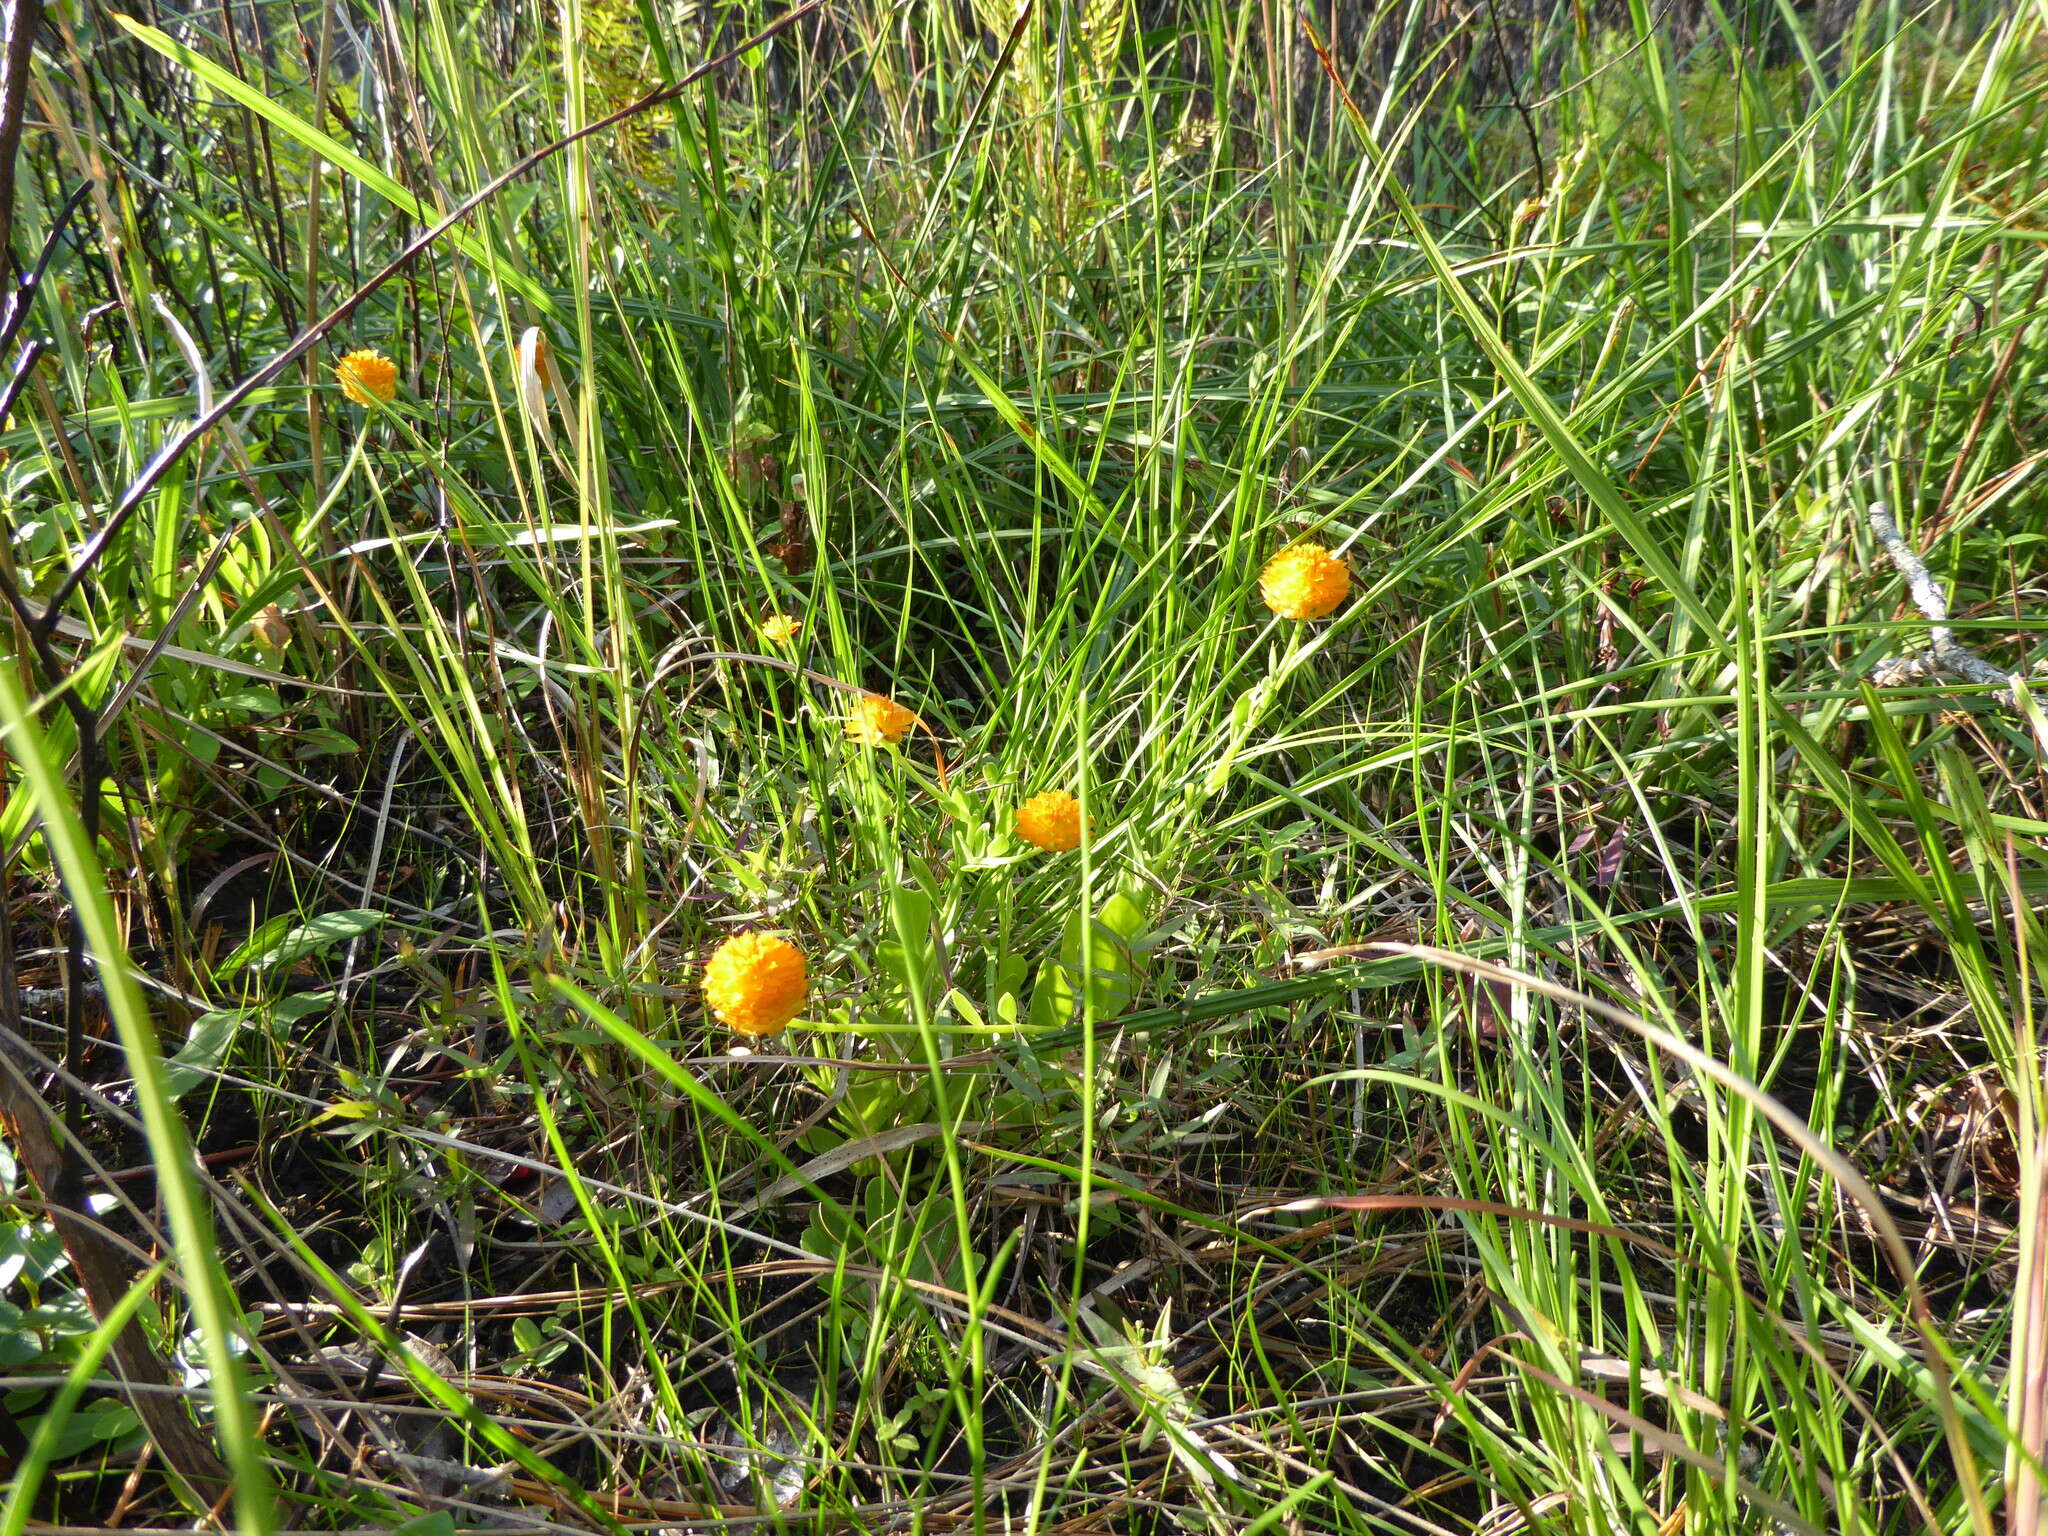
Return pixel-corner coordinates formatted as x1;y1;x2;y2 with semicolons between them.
215;909;381;980
163;1009;245;1101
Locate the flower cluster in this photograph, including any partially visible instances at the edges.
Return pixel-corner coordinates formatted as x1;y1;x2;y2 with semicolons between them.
335;348;398;405
702;931;809;1038
1259;543;1349;620
1016;790;1085;852
845;692;918;746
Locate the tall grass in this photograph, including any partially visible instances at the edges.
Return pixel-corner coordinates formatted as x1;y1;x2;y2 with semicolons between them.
1;0;2045;1532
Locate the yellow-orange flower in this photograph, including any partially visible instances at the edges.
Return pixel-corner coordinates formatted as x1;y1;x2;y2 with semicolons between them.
760;613;802;644
1016;790;1085;852
335;348;398;405
1259;544;1349;620
702;931;807;1038
845;693;917;746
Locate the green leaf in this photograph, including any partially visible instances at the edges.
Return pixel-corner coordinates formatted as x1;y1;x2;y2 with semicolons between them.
313;1100;382;1123
25;1395;140;1462
217;909;382;980
889;882;934;946
880;883;936;995
271;991;335;1025
293;727;361;759
212;688;283;717
874;941;914;992
1029;893;1149;1029
0;1328;39;1369
163;1008;247;1101
1096;890;1147;946
213;915;290;980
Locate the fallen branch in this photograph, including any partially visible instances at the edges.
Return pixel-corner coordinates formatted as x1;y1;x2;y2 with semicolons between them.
1866;501;2021;707
0;1040;232;1507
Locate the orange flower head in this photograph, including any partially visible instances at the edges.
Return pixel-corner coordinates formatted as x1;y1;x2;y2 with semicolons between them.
336;348;399;405
702;931;807;1038
759;613;802;644
845;693;917;747
1016;790;1086;852
1259;544;1349;620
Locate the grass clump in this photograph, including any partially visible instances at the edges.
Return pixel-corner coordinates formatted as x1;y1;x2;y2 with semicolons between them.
0;1;2045;1534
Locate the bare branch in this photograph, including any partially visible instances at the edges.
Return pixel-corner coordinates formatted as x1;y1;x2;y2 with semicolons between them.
1866;500;2020;706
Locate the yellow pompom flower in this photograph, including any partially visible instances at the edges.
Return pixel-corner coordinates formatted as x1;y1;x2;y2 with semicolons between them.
335;348;399;405
702;931;808;1038
1259;544;1350;620
845;693;917;746
1016;790;1086;852
759;613;802;644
